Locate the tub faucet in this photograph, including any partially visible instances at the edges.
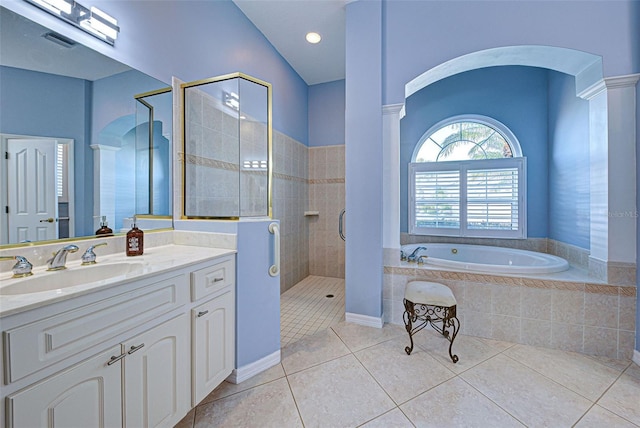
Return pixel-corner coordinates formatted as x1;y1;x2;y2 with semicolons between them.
407;246;427;262
47;244;79;271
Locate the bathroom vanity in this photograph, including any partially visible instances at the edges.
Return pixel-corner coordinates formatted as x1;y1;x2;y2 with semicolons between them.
0;245;235;427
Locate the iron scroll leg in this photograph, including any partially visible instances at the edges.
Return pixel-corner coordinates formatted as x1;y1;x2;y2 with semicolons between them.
403;300;415;355
402;299;460;363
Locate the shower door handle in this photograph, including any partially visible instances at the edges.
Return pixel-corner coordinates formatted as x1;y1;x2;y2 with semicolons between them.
339;209;346;241
268;222;280;277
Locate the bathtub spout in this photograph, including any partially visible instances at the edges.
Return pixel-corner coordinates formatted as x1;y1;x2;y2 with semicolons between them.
407;246;427;262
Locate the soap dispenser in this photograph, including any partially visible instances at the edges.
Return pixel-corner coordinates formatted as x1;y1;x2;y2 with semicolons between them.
95;216;113;236
126;216;144;256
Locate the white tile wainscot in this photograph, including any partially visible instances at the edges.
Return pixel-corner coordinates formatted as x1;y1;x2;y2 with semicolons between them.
383;264;636;360
0;245;236;427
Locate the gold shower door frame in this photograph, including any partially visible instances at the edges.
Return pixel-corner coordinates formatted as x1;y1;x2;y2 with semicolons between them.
180;72;273;220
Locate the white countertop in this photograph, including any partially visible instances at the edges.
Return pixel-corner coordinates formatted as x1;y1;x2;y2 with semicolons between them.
0;245;235;317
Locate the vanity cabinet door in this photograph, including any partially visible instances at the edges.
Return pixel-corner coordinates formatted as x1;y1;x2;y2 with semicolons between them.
123;314;190;428
192;288;235;405
6;346;123;428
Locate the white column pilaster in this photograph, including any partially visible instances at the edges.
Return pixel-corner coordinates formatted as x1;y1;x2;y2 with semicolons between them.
579;74;639;280
90;144;120;233
382;103;403;253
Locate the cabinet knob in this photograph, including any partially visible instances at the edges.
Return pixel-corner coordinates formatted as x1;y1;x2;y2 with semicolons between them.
197;310;209;318
213;277;224;283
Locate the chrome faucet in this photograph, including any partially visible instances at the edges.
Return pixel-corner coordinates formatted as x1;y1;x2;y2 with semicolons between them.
47;244;79;271
0;255;33;278
407;246;427;262
81;243;108;265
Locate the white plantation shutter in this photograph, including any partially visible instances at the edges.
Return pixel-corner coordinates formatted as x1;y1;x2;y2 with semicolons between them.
414;170;460;229
467;167;519;231
410;158;526;238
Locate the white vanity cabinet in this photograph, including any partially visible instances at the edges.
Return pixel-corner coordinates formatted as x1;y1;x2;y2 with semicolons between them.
124;314;191;428
191;256;236;406
1;250;236;428
6;346;123;427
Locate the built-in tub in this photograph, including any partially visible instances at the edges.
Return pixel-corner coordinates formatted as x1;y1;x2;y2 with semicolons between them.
401;243;569;274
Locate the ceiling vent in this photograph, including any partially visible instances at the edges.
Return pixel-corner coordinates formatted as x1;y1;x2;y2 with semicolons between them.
42;31;76;48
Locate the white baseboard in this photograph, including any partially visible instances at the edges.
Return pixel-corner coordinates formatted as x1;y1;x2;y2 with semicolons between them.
227;350;281;385
345;312;384;328
633;349;640;367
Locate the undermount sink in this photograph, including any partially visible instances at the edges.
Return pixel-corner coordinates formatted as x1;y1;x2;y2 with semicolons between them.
0;262;146;295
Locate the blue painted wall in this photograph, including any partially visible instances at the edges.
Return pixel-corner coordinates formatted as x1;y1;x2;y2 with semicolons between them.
400;66;549;238
92;70;172;231
0;66;172;235
548;71;590;250
309;79;345;147
0;65;94;237
3;0;308;146
345;1;384;319
383;0;639;105
92;0;309;146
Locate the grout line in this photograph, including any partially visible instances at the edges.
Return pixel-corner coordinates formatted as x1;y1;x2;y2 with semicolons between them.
456;374;528;426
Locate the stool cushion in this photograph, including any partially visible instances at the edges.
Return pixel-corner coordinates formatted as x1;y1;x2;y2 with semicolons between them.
405;281;457;307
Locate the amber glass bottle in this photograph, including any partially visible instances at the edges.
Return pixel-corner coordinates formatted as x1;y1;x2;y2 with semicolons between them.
126;216;144;256
95;216;113;236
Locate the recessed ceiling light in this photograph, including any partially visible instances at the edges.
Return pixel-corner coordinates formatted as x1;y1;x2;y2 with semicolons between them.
305;32;322;44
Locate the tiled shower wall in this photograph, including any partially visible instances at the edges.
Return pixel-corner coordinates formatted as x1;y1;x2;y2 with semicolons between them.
308;145;345;279
272;131;309;293
184;87;267;217
272;142;346;292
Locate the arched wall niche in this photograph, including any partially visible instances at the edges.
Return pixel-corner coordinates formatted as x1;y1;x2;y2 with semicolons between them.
404;45;603;102
383;45;638;283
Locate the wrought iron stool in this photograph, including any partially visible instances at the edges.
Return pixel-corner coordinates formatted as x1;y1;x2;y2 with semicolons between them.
403;281;460;363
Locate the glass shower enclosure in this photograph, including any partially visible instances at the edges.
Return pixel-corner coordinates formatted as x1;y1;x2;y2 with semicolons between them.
182;73;271;219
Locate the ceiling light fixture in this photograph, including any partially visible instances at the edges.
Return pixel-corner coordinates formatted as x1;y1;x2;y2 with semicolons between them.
224;91;240;111
79;6;119;42
23;0;120;45
305;32;322;44
31;0;72;15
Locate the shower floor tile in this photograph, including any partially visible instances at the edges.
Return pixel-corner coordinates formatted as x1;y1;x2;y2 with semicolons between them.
280;275;345;347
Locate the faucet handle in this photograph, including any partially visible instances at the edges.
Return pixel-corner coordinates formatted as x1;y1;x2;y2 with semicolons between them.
82;242;108;265
0;255;33;278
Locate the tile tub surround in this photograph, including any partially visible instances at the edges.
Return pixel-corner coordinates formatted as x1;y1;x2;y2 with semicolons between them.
383;264;637;360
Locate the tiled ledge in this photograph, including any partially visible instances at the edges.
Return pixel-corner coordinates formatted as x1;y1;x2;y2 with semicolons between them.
383;265;636;297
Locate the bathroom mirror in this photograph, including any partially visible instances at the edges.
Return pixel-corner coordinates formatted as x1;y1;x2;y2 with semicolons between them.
0;6;172;245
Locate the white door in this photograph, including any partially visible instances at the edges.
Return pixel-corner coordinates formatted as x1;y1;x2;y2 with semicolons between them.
7;138;58;243
6;346;123;428
124;314;191;428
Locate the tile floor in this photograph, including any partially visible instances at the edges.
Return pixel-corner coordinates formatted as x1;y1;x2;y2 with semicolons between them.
177;320;640;427
280;276;345;346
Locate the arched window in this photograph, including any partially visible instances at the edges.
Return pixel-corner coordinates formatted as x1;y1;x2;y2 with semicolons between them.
412;115;522;162
409;116;526;238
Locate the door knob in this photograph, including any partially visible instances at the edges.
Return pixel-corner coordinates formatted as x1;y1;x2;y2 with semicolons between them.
39;218;55;223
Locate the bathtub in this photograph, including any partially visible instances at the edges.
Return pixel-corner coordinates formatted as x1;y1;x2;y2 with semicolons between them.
401;243;569;274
